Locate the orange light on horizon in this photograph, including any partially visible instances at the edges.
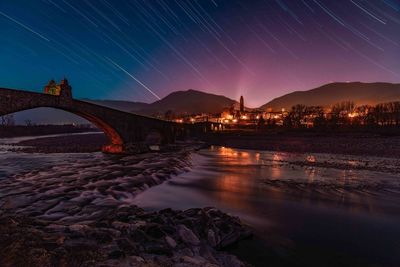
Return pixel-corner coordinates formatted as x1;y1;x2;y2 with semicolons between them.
348;113;358;118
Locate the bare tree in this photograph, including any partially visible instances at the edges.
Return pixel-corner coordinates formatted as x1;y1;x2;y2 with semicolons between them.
1;114;15;126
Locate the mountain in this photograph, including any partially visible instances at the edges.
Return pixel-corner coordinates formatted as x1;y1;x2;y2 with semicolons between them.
261;82;400;111
136;89;237;115
10;90;236;124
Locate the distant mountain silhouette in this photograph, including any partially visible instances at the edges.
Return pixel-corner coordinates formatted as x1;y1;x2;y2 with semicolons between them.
261;82;400;111
12;83;400;124
11;90;236;124
136;89;237;115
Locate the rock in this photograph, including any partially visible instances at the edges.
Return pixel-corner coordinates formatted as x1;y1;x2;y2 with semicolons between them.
219;231;241;248
108;249;125;259
177;224;200;246
89;229;114;243
165;235;177;248
181;255;206;266
184;208;201;217
179;247;194;257
128;255;145;263
112;221;136;234
144;223;165;239
116;238;137;254
130;229;149;243
207;229;217;247
143;242;172;255
219;254;246;267
68;224;90;233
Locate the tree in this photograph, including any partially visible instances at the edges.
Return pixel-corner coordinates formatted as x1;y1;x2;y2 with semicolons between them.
309;106;326;128
1;114;15;126
257;115;265;130
164;110;175;121
329;101;355;126
289;104;307;128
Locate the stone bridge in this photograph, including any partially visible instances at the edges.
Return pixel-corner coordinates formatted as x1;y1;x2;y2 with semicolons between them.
0;81;210;153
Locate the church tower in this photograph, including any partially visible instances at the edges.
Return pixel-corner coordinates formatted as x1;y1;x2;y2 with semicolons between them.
59;78;72;99
240;95;244;113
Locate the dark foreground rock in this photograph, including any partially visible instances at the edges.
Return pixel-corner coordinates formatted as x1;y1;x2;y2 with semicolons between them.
0;206;252;267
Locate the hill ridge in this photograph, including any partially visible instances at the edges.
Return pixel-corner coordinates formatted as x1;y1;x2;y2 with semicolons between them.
260;82;400;110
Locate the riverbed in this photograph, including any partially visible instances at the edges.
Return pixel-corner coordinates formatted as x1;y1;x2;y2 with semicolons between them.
1;134;400;266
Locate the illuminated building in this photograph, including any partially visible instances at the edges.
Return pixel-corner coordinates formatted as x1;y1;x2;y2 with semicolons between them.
44;78;72;98
44;79;60;95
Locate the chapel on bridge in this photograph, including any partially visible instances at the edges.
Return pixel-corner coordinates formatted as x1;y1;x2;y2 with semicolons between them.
44;78;72;98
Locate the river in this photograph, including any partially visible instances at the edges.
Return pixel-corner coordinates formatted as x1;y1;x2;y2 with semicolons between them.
133;146;400;266
1;135;400;266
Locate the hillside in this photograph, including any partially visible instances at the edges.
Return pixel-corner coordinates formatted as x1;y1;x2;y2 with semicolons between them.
261;82;400;111
137;89;237;115
11;90;236;124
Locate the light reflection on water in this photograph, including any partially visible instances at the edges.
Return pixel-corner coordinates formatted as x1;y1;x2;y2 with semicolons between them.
134;146;400;266
1;135;400;266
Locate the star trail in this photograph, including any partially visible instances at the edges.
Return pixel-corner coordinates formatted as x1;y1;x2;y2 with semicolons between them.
0;0;399;106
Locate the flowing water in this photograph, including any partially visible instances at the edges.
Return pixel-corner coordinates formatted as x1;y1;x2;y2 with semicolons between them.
1;135;400;266
133;146;400;266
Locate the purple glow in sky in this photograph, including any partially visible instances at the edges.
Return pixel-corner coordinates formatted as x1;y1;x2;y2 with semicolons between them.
0;0;399;107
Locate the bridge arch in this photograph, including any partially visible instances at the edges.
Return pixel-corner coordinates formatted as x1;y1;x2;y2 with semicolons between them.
2;105;124;153
0;86;206;154
66;110;124;153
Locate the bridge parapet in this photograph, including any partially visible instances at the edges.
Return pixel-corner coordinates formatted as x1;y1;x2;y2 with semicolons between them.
0;83;208;154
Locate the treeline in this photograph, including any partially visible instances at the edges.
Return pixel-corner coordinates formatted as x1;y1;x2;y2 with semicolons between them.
279;101;400;129
0;124;99;138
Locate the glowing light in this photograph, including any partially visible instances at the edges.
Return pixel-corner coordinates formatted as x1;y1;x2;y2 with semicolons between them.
348;113;358;118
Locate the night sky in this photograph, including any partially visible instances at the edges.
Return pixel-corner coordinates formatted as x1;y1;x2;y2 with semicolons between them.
1;0;400;107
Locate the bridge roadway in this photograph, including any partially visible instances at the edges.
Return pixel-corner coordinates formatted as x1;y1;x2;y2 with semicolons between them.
0;87;210;153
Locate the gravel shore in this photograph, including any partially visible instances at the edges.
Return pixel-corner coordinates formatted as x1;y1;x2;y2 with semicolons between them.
9;133;108;153
205;131;400;158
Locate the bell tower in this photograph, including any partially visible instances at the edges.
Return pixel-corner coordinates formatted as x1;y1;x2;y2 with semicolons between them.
59;78;72;99
240;95;244;113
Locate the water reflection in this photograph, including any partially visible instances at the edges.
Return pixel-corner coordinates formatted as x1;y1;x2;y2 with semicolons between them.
133;146;400;266
1;138;399;266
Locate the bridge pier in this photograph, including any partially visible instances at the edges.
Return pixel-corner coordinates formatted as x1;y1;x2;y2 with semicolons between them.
102;144;124;154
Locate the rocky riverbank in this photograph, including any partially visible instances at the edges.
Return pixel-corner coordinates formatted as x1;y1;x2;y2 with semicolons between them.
0;125;99;138
6;133;108;153
0;139;253;266
0;207;252;267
